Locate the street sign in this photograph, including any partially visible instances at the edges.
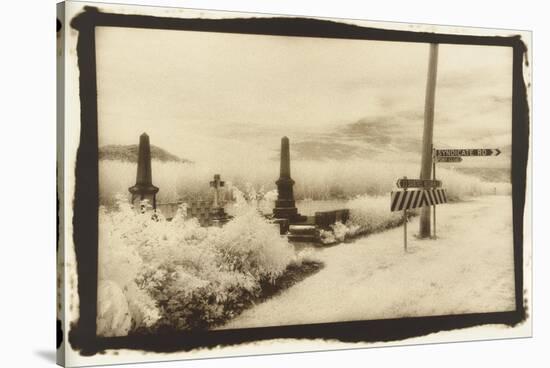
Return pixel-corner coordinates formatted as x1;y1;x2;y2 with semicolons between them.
396;178;442;189
391;189;425;212
390;188;447;212
434;148;501;157
436;156;462;163
392;175;448;252
424;188;447;206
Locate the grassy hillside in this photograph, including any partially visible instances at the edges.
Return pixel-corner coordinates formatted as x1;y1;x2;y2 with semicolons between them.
99;144;192;164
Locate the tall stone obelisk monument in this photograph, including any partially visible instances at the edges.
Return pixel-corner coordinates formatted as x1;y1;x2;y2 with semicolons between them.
129;133;159;210
273;136;301;221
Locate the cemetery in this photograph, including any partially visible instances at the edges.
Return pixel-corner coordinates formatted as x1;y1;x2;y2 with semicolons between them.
96;130;512;337
129;133;356;244
97;132;412;336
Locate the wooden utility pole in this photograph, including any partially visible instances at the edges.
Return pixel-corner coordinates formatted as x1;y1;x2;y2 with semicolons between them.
419;43;439;238
403;180;408;252
432;147;437;238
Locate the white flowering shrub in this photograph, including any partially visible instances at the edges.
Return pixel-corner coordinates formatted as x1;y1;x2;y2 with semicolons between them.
96;280;132;337
98;197;161;333
97;191;301;335
348;195;407;235
211;205;295;282
317;195;414;245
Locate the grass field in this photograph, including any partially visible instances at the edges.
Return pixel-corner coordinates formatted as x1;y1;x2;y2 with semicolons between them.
99;159;511;207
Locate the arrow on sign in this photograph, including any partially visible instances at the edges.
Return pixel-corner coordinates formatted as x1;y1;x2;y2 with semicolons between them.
436;156;463;163
435;148;501;157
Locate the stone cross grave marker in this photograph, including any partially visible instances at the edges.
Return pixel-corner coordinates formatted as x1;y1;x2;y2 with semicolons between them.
209;174;230;225
209;174;225;208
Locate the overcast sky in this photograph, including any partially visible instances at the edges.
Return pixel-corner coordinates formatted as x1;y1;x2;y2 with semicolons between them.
96;26;512;168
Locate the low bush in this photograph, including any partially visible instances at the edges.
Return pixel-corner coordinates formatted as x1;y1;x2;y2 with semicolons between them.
318;195;416;245
97;191;315;335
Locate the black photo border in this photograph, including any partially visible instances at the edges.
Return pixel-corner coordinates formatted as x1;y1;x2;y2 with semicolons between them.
66;5;530;356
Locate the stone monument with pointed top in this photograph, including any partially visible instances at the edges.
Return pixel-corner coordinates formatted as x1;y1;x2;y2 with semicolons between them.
129;133;159;211
273;136;302;223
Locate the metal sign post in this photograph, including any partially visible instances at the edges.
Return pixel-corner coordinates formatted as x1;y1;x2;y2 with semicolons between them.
402;176;408;252
403;206;407;252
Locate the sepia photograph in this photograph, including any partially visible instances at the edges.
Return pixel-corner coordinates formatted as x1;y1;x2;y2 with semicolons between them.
58;1;531;365
95;24;515;335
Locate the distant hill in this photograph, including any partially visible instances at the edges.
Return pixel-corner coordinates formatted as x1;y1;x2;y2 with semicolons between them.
99;144;192;163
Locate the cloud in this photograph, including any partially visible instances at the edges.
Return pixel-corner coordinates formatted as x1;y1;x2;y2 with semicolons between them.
290;139;386;161
95;28;513;171
338;118;394;144
289;116;426;162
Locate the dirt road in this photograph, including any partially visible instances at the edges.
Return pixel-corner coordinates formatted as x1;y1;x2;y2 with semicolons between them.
221;196;516;329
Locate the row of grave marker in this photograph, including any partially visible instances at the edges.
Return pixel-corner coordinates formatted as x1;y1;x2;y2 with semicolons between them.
391;146;501;251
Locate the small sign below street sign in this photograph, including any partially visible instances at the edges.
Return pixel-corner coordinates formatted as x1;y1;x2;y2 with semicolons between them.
396;178;442;189
436;156;463;163
435;148;501;157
